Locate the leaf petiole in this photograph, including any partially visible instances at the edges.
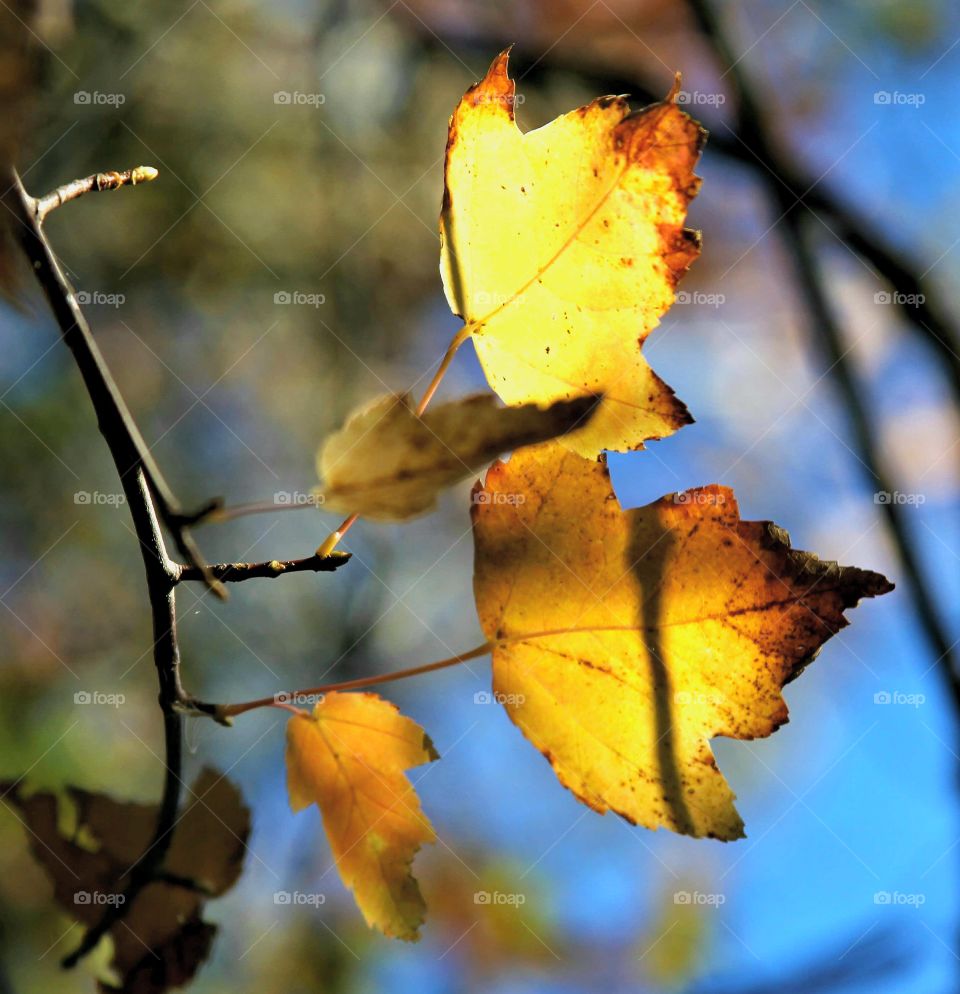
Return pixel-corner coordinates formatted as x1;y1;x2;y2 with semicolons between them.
415;323;474;415
316;323;475;554
211;624;641;721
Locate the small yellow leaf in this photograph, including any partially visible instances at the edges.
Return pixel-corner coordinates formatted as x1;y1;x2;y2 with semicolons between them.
285;692;439;940
471;444;892;840
440;51;705;456
316;391;598;520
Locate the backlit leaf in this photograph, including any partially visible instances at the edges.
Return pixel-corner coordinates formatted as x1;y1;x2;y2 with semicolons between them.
316;391;598;520
285;692;438;940
440;50;705;456
471;444;893;839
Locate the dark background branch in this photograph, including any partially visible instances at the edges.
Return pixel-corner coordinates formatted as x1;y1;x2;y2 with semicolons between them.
681;0;960;713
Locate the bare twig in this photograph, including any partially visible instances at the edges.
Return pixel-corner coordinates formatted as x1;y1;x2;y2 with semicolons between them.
1;167;207;966
2;161;364;961
59;469;187;966
4;167;225;600
176;551;351;583
35;165;159;222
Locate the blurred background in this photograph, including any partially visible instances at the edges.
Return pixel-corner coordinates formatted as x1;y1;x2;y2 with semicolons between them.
0;0;958;991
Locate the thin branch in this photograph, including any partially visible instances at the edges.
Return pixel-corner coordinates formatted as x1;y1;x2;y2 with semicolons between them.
176;551;351;583
3;167;225;600
61;471;188;967
35;165;158;222
683;0;960;714
2;167;197;966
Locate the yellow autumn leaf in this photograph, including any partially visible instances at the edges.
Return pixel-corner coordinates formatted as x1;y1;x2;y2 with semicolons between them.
316;391;598;520
285;691;439;940
440;50;705;457
471;445;892;840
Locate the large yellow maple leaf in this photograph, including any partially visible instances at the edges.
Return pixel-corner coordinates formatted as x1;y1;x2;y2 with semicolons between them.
285;692;438;939
440;50;705;457
471;445;892;839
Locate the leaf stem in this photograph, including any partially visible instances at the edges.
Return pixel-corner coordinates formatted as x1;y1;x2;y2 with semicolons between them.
316;324;475;555
202;496;322;525
216;643;491;719
208;326;475;551
271;700;307;717
208;624;641;721
415;323;474;415
317;513;358;556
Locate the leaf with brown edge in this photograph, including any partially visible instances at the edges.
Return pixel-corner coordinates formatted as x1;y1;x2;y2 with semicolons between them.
440;50;706;457
470;444;893;840
316;391;599;520
1;768;249;993
285;692;439;940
